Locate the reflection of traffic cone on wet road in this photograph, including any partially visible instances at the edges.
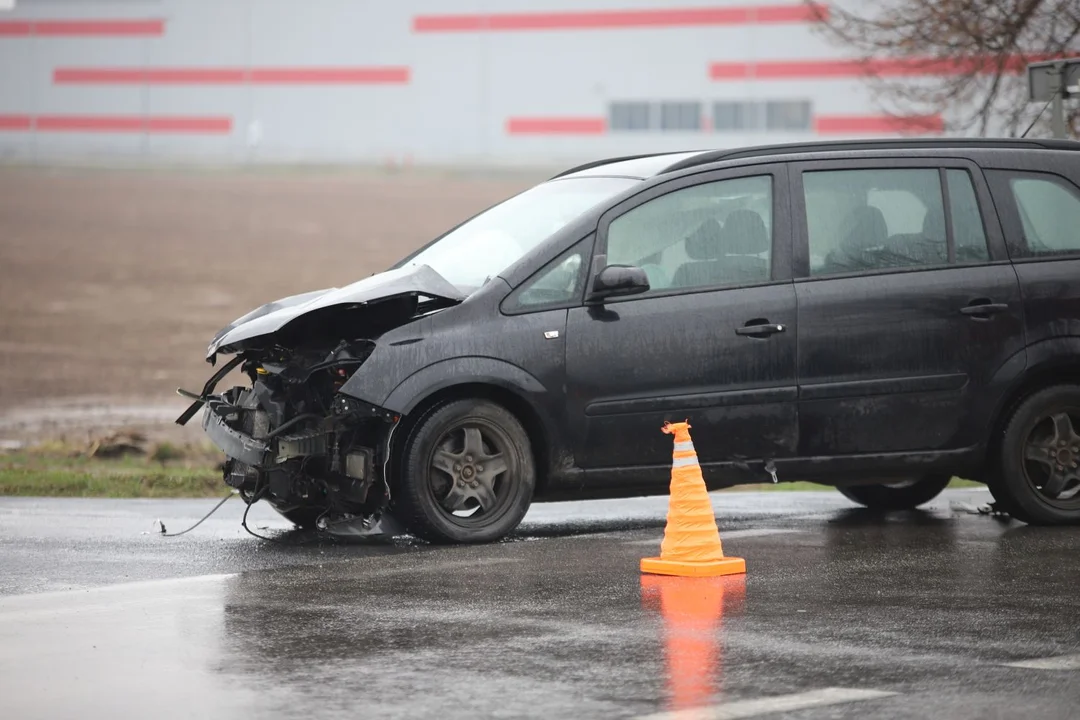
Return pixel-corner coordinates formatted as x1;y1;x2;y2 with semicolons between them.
641;574;746;711
641;421;746;577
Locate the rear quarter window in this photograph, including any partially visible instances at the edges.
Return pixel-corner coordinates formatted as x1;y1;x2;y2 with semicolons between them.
988;170;1080;258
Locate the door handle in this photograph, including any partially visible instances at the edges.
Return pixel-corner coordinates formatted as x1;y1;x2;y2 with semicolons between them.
735;321;786;337
960;301;1008;318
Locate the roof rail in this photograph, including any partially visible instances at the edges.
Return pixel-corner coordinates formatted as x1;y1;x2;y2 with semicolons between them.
659;137;1080;175
549;151;678;179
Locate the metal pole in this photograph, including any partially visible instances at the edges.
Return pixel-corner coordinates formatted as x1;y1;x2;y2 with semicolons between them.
1051;63;1068;139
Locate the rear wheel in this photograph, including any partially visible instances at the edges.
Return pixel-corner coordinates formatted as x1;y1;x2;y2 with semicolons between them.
991;385;1080;525
837;474;951;510
396;399;535;543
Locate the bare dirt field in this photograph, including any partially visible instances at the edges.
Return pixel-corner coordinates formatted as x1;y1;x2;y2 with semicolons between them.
0;165;542;444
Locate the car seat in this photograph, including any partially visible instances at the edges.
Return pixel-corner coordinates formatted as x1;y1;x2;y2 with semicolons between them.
717;209;770;283
823;205;889;272
671;218;727;288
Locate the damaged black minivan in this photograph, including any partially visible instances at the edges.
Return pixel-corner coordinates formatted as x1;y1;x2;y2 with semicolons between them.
178;138;1080;542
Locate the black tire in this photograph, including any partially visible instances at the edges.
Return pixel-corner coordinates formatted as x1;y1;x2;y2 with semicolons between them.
990;385;1080;525
396;398;535;543
837;474;951;510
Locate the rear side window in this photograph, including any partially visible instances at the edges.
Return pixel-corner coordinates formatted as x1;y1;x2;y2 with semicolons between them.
991;172;1080;257
803;167;990;276
805;169;946;275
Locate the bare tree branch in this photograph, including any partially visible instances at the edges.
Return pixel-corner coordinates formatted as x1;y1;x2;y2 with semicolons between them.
807;0;1080;137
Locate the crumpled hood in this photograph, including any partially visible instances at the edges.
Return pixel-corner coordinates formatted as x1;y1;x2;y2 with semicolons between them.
205;264;464;360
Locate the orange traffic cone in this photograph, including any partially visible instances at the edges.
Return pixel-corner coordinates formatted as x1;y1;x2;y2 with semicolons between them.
641;421;746;577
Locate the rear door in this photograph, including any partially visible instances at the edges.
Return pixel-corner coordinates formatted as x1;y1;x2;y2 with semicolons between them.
563;163;799;488
788;157;1025;466
984;165;1080;349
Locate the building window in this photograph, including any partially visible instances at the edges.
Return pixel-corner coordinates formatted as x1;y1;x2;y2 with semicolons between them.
765;100;812;131
610;102;651;131
659;101;702;131
714;100;813;132
713;101;766;131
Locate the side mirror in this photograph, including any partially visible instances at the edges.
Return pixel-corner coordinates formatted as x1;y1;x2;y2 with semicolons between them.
586;264;650;304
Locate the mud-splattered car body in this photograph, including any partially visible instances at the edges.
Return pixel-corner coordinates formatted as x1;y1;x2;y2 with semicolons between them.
180;138;1080;542
177;169;643;540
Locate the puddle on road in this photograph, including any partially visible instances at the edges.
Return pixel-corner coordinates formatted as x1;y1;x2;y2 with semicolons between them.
641;574;746;713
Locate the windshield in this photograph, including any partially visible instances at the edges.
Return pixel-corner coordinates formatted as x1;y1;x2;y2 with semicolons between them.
397;176;639;293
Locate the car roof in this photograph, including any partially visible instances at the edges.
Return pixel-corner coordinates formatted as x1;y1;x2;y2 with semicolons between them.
552;138;1080;181
554;151;711;179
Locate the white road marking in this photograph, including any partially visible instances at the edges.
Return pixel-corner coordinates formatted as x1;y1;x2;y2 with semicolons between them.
1004;654;1080;670
633;687;897;720
624;528;804;546
0;572;237;620
0;571;236;603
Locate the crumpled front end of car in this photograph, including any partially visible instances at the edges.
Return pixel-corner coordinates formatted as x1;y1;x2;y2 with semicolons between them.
174;265;463;537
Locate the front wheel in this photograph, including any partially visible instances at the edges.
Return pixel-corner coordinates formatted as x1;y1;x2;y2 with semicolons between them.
396;399;536;543
837;474;951;511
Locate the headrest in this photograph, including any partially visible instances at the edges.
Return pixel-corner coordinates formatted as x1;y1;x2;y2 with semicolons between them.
684;218;724;260
841;205;888;253
720;210;769;255
922;209;945;242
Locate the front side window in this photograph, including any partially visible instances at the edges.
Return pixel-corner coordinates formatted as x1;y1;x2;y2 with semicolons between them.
398;176;638;294
1004;173;1080;256
510;246;586;309
805;168;948;275
605;175;773;293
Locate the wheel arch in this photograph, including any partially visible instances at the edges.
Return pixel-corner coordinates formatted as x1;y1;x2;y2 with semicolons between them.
983;338;1080;475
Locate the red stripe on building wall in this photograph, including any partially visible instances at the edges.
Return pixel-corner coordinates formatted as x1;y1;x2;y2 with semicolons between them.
0;115;34;130
54;67;411;85
142;117;234;133
249;67;409;84
0;20;164;37
0;21;33;36
507;117;607;134
35;20;164;36
415;4;827;32
21;115;233;134
814;114;945;134
55;68;247;84
711;55;1054;80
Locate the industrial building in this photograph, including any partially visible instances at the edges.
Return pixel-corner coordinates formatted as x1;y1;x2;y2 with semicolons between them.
1;1;992;165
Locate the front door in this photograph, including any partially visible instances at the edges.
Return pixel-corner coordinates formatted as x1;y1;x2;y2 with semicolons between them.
564;165;799;488
788;158;1026;462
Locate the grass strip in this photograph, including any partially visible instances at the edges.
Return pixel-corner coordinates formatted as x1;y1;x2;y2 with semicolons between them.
0;446;984;498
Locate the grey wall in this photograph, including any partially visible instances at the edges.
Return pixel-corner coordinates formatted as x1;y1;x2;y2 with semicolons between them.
0;0;963;166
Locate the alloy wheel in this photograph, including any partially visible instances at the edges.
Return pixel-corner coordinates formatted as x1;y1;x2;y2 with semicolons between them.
1021;408;1080;504
428;419;514;524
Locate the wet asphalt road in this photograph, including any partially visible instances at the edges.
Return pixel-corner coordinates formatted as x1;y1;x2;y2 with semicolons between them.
2;489;1079;720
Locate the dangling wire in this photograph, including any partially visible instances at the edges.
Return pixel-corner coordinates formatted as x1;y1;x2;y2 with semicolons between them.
160;492;234;536
382;419;399;505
